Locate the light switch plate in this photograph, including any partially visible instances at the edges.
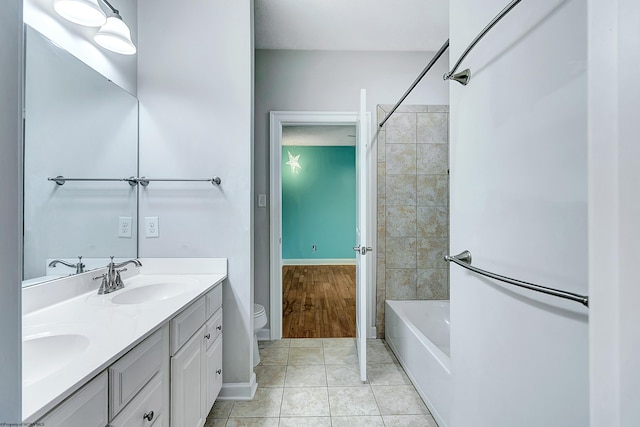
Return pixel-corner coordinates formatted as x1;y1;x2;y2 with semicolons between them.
145;216;159;238
258;194;267;208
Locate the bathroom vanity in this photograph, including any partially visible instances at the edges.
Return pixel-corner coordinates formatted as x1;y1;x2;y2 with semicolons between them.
22;258;226;426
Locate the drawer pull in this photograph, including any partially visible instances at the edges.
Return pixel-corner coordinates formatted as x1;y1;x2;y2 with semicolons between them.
205;333;211;339
216;369;222;375
216;325;222;331
143;410;154;422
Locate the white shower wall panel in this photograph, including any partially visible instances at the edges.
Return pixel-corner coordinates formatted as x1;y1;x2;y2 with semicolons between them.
449;0;589;426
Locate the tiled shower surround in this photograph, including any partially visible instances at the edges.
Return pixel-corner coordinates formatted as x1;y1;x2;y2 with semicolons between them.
376;105;449;337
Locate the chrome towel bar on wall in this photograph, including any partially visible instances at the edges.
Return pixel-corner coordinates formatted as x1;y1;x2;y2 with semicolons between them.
47;175;222;187
445;250;589;307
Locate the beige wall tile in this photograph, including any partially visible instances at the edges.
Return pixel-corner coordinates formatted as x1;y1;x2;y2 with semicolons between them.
427;105;449;112
385;269;417;299
386;238;417;268
386;205;417;237
417;113;448;143
386;144;417;175
417;174;448;206
417;206;448;238
385;175;416;205
417;238;449;269
386;113;416;144
377;130;386;162
417;269;450;299
416;143;448;174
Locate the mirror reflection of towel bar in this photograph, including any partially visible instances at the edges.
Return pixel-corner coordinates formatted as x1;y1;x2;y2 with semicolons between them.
47;175;222;186
445;250;589;307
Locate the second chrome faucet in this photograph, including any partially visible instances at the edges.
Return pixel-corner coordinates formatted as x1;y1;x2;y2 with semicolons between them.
94;256;142;295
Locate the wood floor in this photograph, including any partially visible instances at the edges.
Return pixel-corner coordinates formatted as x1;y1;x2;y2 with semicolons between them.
282;265;356;338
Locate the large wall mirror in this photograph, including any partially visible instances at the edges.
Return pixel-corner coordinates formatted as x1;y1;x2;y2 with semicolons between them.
23;26;138;285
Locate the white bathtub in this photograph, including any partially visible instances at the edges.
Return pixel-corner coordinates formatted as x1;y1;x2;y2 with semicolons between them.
385;300;451;427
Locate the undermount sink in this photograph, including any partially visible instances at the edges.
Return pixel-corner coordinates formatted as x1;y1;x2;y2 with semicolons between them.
110;282;194;305
23;332;90;386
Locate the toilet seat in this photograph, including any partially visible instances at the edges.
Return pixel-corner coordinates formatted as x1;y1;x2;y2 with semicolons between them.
253;304;267;331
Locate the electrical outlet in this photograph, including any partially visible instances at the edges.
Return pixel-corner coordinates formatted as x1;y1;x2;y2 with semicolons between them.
258;194;267;208
145;216;159;238
118;216;132;238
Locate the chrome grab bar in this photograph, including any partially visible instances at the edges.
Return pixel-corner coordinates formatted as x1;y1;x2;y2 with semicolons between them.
444;250;589;307
444;0;524;85
137;176;221;186
48;176;138;186
48;175;222;186
378;39;450;128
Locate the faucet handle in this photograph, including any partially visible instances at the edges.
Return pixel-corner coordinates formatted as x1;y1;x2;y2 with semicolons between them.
97;276;109;294
114;271;124;290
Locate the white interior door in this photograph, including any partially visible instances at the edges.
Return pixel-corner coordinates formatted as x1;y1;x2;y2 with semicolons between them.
354;89;370;382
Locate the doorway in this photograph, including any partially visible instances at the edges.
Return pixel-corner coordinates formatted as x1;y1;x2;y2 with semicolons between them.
269;111;376;341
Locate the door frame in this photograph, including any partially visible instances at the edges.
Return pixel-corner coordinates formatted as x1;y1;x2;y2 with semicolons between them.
269;111;376;339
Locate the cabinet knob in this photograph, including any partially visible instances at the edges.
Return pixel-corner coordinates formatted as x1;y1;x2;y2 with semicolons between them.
216;325;222;331
143;410;154;422
216;369;222;375
205;333;211;339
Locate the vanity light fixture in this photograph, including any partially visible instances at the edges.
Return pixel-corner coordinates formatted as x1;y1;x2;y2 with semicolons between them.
53;0;136;55
53;0;106;26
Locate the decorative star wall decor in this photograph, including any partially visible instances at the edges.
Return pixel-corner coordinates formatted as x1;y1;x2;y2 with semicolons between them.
286;151;302;174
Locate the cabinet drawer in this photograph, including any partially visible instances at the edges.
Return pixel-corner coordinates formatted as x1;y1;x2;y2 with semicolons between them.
206;284;222;318
171;296;206;355
37;371;107;427
110;374;163;427
109;329;163;419
205;308;223;350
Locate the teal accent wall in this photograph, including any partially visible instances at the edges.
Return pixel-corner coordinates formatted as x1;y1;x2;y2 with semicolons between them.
282;146;356;260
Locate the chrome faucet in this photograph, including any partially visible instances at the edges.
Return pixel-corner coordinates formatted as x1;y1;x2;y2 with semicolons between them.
48;256;85;274
94;256;142;294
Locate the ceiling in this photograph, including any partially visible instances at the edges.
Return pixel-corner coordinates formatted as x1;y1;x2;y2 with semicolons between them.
254;0;449;52
283;125;356;146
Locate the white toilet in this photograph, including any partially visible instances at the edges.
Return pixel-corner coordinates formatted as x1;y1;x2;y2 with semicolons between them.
253;304;268;366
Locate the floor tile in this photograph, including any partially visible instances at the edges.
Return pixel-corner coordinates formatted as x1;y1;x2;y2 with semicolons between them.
331;416;385;427
255;365;287;388
367;345;398;364
288;347;325;365
230;388;283;418
204;419;227;427
259;339;291;349
226;418;280;427
323;346;358;365
322;338;355;348
279;417;331;426
367;363;411;385
328;386;380;416
208;400;234;419
326;364;363;386
281;387;330;416
289;338;324;348
259;347;290;366
382;414;439;427
285;365;327;387
371;385;429;415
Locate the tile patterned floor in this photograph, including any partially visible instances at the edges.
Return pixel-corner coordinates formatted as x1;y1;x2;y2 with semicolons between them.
206;339;439;427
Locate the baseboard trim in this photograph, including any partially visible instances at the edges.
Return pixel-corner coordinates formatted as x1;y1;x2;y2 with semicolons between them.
218;373;257;401
257;328;271;341
282;259;356;266
368;326;377;339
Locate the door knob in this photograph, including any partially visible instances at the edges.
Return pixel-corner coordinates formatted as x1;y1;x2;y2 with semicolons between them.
353;246;373;255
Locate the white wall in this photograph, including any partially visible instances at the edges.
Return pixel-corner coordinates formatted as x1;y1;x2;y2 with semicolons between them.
138;0;255;393
449;0;589;426
0;0;23;421
588;0;640;425
254;49;449;323
24;0;137;94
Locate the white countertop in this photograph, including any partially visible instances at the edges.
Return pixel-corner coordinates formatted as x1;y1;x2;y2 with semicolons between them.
22;258;227;422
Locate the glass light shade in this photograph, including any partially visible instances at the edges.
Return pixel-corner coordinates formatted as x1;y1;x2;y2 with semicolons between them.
53;0;107;27
94;15;137;55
